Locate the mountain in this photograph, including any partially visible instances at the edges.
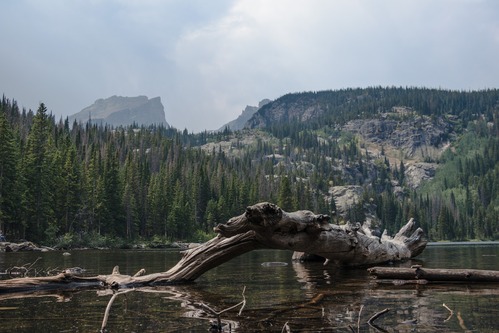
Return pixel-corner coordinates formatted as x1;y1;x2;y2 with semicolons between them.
1;86;498;245
205;87;499;239
69;95;169;127
241;87;497;165
218;99;271;131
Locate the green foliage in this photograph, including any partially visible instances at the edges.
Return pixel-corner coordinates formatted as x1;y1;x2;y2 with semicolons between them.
192;229;216;243
416;125;499;240
0;108;20;232
52;231;128;249
147;235;172;248
54;232;76;249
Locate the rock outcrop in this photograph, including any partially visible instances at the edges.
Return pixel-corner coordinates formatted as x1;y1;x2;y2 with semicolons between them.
404;162;438;189
246;95;324;128
343;110;453;159
69;95;169;127
219;99;271;131
329;185;363;215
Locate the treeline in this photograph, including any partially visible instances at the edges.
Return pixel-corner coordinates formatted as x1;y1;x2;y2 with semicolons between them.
1;87;498;246
265;86;499;124
0;97;333;246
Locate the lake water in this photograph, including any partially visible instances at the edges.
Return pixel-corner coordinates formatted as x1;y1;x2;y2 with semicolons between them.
0;243;498;332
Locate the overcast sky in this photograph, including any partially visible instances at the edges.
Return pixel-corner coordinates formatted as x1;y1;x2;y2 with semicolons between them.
1;0;499;132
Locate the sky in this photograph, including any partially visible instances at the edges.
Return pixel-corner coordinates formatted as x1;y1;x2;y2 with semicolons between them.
1;0;499;132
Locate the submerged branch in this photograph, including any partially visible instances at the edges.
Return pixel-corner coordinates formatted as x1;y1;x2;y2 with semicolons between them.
100;289;135;331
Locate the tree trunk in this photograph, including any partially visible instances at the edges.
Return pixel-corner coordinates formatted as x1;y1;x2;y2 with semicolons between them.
0;202;427;293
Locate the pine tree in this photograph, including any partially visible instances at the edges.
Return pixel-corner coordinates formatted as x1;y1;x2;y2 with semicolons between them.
21;103;54;242
0;110;20;237
278;175;293;211
102;143;124;236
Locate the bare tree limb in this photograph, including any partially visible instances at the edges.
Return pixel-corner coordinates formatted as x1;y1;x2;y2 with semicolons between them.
100;288;134;331
367;308;390;326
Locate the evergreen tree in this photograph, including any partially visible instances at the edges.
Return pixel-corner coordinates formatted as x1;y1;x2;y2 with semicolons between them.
278;175;294;211
21;103;53;242
103;143;124;236
0;110;20;237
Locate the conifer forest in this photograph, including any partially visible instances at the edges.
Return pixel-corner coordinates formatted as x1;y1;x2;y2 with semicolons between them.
0;87;498;247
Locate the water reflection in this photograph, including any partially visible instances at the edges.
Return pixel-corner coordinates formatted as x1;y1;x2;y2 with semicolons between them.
0;245;498;332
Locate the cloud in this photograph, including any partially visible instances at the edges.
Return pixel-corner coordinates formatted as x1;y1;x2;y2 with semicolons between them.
1;0;499;132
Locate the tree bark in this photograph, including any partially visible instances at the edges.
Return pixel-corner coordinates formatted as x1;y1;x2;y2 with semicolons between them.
0;202;427;293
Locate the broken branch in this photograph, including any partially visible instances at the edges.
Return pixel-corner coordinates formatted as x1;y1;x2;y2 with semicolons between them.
367;308;390;326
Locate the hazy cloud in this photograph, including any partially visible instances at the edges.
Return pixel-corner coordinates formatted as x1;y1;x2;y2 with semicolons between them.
1;0;499;132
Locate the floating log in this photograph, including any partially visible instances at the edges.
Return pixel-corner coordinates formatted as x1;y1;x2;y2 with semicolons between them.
368;266;499;283
0;202;427;293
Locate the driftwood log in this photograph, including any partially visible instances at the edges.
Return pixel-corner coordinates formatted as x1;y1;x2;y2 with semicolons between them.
0;241;53;252
0;202;427;293
369;266;499;283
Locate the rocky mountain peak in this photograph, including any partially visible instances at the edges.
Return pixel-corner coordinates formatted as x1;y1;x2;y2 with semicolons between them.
69;95;169;127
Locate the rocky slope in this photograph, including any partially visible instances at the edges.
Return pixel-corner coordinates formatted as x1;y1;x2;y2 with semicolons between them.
69;95;169;127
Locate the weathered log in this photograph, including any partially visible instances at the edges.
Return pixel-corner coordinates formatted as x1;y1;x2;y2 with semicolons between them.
368;266;499;282
0;202;427;293
213;202;426;266
0;241;53;252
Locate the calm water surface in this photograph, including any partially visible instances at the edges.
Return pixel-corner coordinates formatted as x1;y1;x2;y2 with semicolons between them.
0;243;498;332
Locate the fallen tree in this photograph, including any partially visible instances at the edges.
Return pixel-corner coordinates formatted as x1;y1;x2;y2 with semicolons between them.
369;265;499;283
0;241;53;252
0;202;427;293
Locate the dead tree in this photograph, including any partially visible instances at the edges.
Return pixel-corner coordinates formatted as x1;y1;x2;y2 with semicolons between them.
0;202;426;293
369;266;499;283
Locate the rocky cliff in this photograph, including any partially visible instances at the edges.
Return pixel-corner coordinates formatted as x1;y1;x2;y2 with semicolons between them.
342;108;453;160
69;95;169;127
245;94;324;128
218;99;271;131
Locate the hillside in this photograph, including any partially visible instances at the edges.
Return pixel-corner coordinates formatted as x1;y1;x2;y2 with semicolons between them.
0;87;498;247
204;87;499;238
69;95;169;127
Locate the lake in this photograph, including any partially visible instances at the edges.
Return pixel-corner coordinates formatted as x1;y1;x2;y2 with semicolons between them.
0;243;498;332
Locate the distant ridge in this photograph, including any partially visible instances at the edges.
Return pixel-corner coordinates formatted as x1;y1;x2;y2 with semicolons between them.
69;95;169;127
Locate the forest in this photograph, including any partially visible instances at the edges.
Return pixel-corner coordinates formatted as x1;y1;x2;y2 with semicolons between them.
0;87;498;247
